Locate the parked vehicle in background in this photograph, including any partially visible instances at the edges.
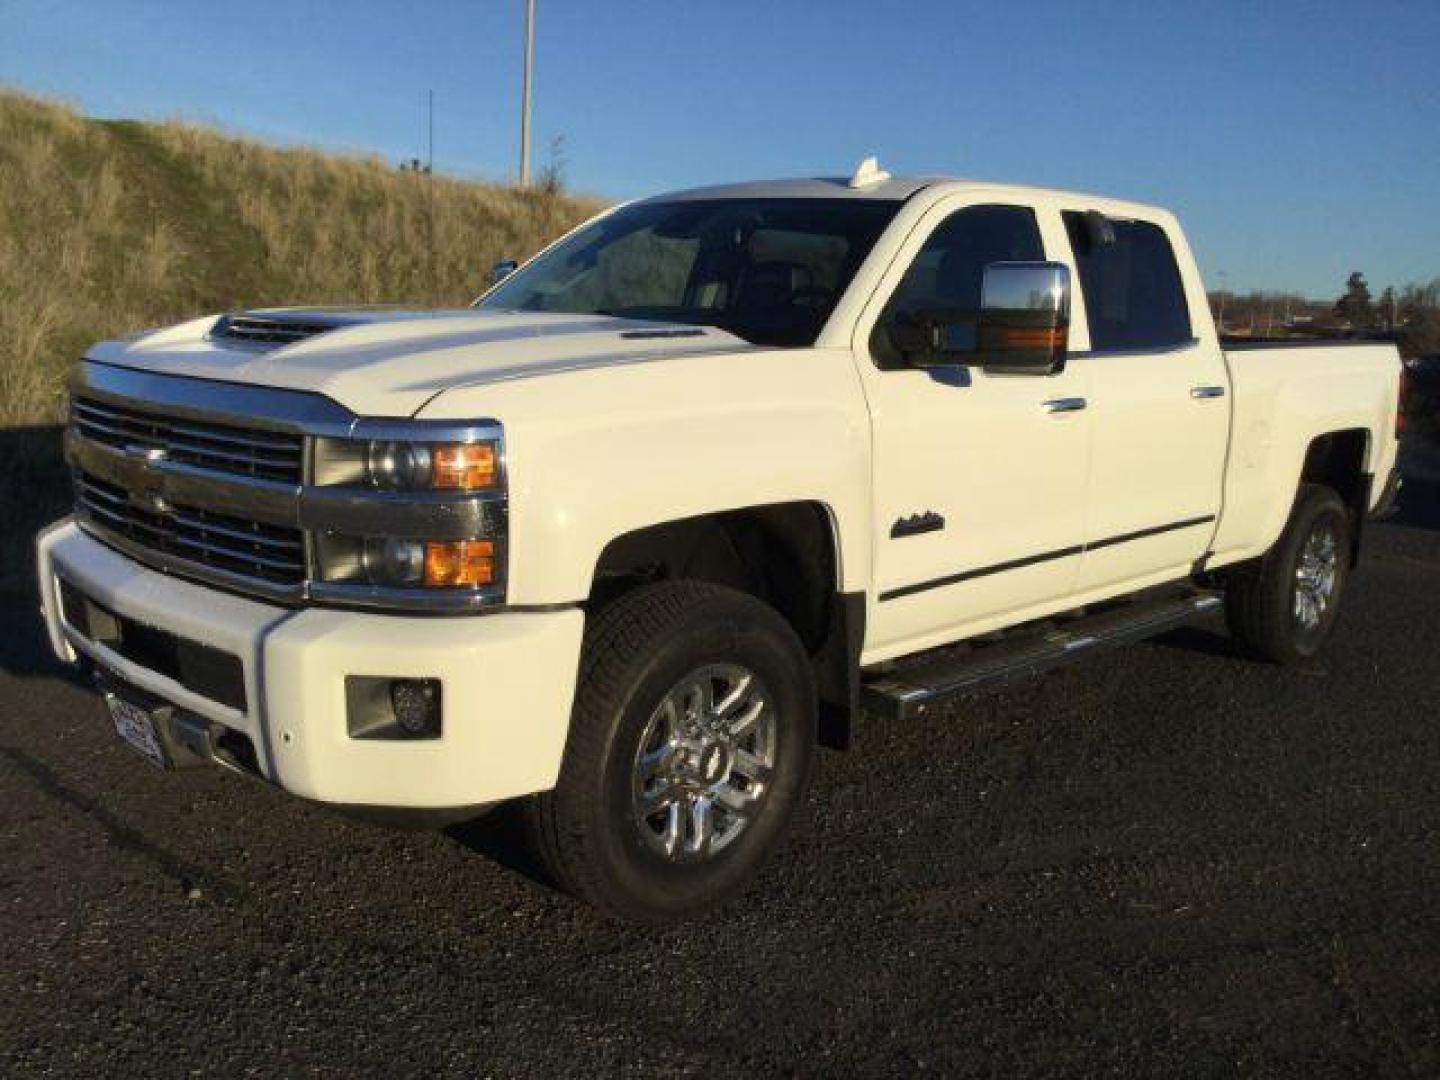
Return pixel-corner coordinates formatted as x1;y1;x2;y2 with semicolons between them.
1403;355;1440;437
37;162;1403;921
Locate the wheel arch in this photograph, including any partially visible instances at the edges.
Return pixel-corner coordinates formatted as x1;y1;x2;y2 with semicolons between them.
589;501;863;750
1299;428;1371;565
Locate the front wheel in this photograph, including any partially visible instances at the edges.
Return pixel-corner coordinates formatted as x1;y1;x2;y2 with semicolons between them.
530;582;816;922
1224;483;1351;664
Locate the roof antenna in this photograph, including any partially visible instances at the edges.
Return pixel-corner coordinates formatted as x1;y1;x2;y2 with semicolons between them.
848;156;891;189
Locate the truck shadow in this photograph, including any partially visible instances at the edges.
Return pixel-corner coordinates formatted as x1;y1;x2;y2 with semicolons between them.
1390;477;1440;531
0;743;248;902
0;604;86;682
1149;623;1244;659
0;425;85;681
1394;434;1440;531
443;802;561;893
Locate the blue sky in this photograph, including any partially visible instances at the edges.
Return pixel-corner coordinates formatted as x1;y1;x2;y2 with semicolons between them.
4;0;1437;298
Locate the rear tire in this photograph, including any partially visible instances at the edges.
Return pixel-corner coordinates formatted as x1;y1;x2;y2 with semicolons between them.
530;581;816;922
1224;483;1350;665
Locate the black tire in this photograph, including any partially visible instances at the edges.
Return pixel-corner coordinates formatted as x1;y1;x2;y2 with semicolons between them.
529;581;816;922
1224;483;1351;665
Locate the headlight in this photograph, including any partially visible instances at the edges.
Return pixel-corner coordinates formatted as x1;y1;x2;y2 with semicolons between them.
362;536;427;586
363;440;498;491
365;441;431;490
354;536;497;590
316;435;502;492
421;539;496;587
309;425;508;610
431;444;498;490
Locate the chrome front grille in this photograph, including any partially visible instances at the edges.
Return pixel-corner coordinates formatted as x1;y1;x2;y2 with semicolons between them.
68;362;505;611
71;396;303;484
75;471;306;586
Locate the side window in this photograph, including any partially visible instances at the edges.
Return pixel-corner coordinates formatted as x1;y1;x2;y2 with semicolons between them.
1063;213;1191;351
873;204;1043;367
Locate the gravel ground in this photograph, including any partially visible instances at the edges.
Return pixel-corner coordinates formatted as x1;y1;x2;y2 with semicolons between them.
2;511;1437;1077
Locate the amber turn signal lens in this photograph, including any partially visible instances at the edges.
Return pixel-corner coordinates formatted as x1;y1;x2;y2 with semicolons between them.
432;443;497;490
424;540;495;588
1000;327;1065;349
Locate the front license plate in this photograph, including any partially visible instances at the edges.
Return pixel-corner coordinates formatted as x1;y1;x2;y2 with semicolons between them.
106;693;169;769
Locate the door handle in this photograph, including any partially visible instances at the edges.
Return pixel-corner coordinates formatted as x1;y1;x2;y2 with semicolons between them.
1042;397;1087;414
1190;385;1226;399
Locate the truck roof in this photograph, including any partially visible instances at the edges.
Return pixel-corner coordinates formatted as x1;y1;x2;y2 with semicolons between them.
643;173;1167;220
650;175;943;203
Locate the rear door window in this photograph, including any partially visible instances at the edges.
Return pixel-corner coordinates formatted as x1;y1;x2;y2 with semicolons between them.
1063;213;1191;351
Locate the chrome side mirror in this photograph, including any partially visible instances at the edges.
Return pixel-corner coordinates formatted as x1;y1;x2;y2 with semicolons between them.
976;261;1071;375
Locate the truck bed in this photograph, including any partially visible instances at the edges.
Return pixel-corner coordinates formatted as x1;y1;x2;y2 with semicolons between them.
1207;339;1402;568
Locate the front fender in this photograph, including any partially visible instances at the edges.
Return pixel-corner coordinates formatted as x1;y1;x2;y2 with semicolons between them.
418;347;873;605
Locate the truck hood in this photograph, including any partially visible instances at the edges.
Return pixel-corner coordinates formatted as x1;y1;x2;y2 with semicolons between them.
88;307;755;417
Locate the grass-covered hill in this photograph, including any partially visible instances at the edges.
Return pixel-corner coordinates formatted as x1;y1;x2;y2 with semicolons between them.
0;88;599;426
0;88;599;594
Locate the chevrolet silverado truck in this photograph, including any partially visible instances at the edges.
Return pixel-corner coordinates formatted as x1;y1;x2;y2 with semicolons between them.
37;163;1403;921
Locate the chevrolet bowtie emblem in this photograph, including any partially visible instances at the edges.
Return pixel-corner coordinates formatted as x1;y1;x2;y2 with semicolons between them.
124;444;172;513
125;444;169;464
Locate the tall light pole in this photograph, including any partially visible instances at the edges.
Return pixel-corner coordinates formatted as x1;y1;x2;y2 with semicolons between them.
520;0;535;186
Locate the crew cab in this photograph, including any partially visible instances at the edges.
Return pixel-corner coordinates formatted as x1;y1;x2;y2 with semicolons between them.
37;162;1403;921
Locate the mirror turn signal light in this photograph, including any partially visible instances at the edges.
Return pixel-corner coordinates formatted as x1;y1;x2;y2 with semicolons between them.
424;539;495;587
432;444;498;490
999;327;1065;349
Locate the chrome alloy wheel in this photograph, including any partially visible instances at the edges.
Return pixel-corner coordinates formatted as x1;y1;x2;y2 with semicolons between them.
1294;521;1340;632
631;664;776;862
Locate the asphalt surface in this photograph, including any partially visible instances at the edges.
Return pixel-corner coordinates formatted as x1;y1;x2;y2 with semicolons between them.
2;502;1438;1077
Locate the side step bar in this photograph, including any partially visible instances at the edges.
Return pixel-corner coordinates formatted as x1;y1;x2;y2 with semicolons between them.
861;589;1223;722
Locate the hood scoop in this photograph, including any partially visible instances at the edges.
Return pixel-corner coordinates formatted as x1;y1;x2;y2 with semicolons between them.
210;311;369;348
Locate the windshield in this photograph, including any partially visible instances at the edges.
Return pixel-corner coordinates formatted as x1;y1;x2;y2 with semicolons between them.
477;198;900;347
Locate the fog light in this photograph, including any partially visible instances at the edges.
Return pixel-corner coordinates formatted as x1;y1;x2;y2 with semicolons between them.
390;678;442;738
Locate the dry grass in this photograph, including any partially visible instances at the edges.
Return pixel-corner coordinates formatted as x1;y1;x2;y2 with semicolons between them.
0;87;600;594
0;87;601;428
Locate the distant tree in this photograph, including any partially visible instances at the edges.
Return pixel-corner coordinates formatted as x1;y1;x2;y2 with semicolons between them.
537;134;569;196
1334;272;1373;328
1377;286;1397;329
1399;278;1440;359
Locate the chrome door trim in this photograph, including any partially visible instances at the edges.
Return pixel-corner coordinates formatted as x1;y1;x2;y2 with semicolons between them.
879;514;1217;602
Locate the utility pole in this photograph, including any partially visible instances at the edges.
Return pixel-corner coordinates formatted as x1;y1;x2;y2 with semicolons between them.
520;0;535;185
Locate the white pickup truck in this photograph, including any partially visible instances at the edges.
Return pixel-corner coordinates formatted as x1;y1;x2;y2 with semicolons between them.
37;164;1402;921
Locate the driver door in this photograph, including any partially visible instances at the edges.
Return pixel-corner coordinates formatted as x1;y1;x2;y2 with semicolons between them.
857;202;1093;660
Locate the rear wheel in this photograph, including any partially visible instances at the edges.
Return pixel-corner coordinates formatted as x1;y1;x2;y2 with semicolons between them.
1224;483;1351;664
530;581;815;922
